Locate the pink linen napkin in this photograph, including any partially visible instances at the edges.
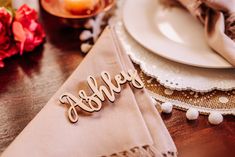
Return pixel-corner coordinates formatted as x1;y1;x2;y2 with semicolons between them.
162;0;235;66
1;26;176;157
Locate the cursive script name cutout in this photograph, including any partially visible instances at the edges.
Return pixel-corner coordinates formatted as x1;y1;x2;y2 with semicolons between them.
59;70;144;123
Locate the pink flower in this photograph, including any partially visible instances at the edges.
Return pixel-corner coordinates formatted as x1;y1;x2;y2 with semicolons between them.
0;7;18;68
12;4;45;54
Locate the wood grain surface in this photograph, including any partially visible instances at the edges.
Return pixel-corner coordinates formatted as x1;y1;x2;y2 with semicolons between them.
0;1;234;157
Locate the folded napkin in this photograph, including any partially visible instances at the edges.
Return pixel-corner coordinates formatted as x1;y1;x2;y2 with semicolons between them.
162;0;235;66
1;27;176;157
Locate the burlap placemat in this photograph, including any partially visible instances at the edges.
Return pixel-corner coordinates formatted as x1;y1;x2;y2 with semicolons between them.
135;65;235;115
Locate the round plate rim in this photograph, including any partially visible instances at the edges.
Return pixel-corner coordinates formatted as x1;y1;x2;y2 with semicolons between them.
122;0;233;69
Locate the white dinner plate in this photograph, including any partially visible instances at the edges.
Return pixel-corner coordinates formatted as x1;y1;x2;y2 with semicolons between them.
123;0;233;68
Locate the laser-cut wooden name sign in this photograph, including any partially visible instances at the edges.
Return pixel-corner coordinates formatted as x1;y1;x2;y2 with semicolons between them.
59;70;144;123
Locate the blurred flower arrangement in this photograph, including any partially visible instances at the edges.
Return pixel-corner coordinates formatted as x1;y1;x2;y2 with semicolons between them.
0;0;45;68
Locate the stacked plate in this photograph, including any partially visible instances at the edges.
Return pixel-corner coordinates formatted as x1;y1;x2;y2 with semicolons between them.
120;0;235;92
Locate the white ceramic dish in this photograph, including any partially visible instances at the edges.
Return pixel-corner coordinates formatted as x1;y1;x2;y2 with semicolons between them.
123;0;233;68
115;22;235;92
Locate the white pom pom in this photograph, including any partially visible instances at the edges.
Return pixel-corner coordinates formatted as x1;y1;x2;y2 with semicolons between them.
208;112;223;125
161;102;173;113
186;108;199;120
81;43;92;53
85;19;95;29
232;110;235;116
80;30;92;41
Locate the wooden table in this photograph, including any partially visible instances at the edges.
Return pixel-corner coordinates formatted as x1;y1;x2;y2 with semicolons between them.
0;1;234;157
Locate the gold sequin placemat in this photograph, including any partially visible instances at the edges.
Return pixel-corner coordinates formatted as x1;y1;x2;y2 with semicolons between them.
135;65;235;115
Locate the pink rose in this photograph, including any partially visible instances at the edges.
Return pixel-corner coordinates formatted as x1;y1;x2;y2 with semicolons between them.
12;4;45;54
0;7;18;67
